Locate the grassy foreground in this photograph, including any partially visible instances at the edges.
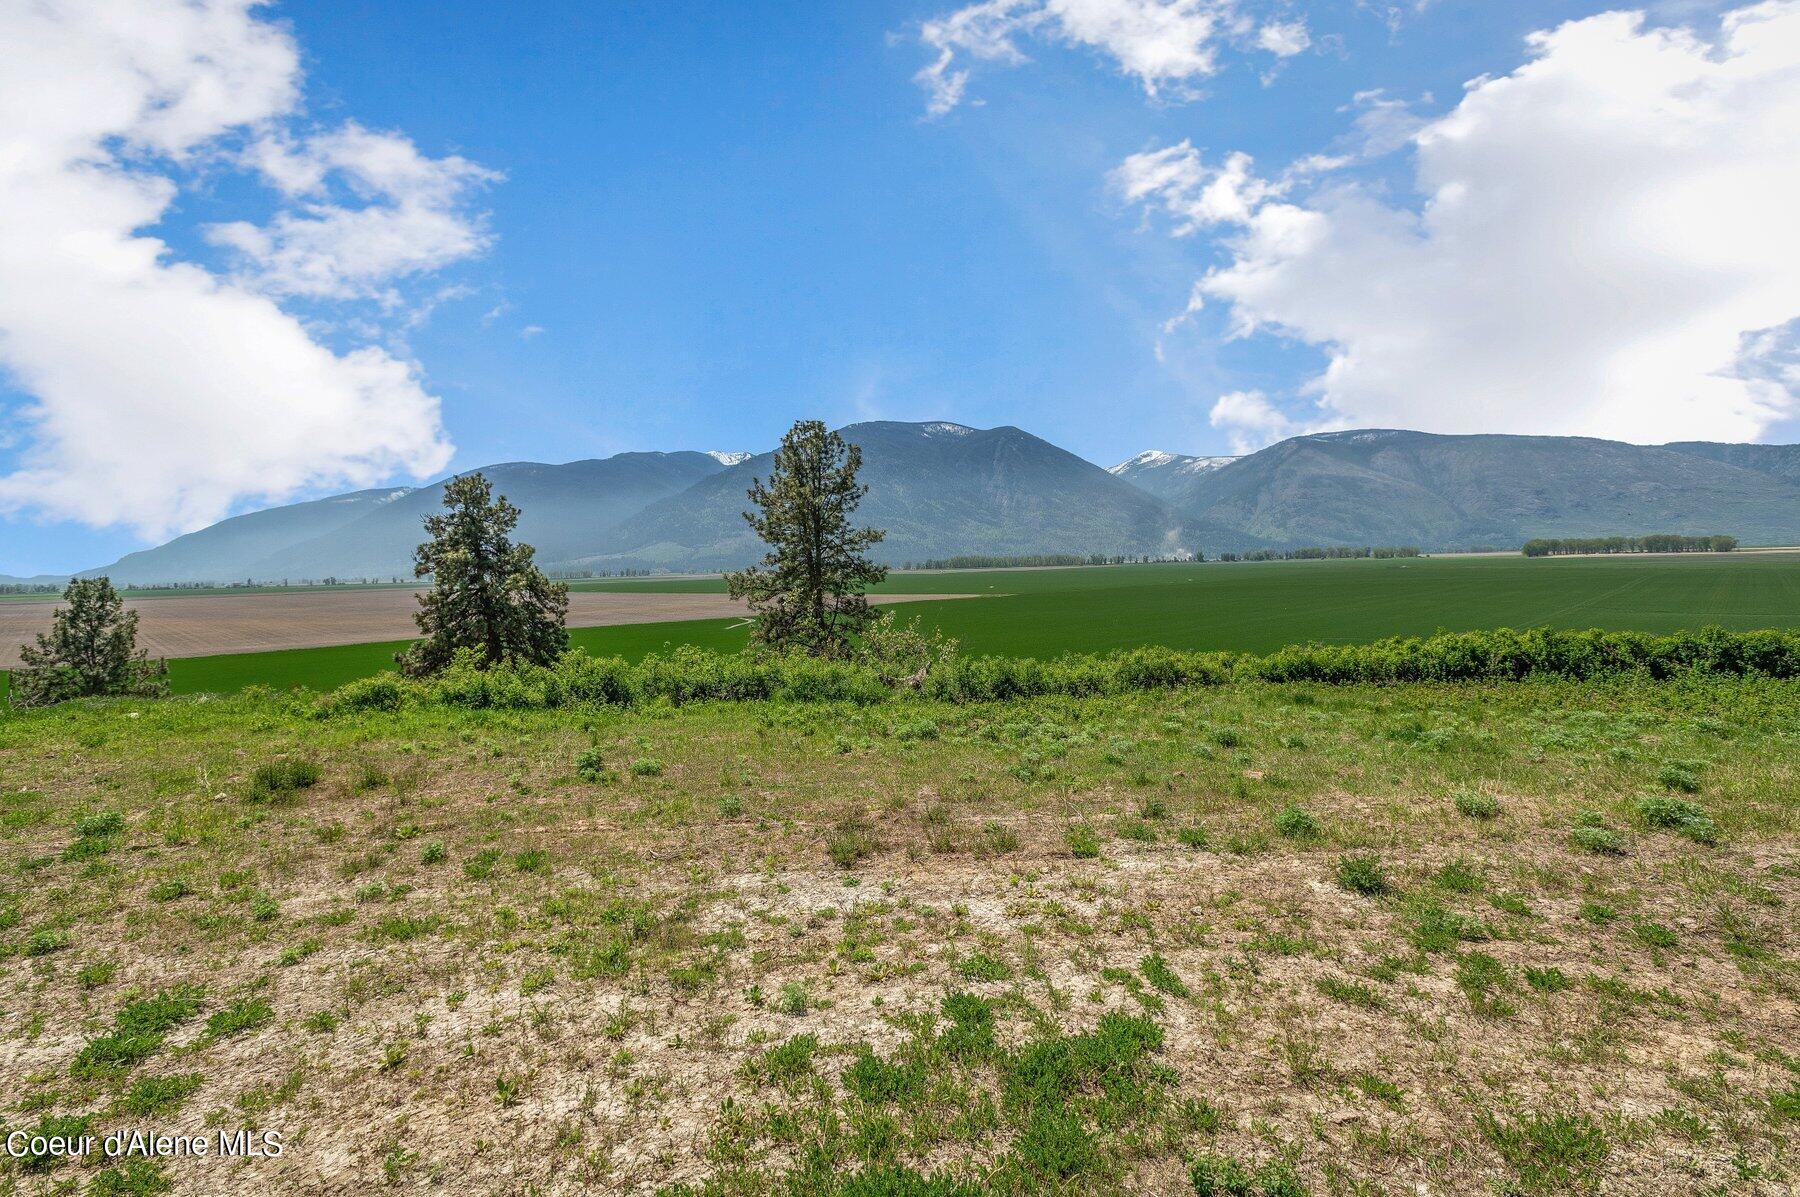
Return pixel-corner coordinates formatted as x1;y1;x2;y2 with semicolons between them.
1;672;1795;1195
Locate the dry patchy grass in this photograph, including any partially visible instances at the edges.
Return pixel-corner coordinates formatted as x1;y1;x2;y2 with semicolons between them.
0;678;1796;1195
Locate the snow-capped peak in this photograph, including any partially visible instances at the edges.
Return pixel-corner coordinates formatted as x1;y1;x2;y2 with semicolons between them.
1108;450;1176;474
1176;456;1237;475
920;421;973;436
706;450;751;466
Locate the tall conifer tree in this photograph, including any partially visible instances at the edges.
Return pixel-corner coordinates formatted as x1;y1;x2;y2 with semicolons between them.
398;473;569;676
9;577;168;707
725;420;887;656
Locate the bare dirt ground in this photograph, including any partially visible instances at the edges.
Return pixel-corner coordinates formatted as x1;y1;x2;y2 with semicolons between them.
0;591;961;666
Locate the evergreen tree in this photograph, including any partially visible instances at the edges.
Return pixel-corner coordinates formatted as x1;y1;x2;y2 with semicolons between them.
9;577;168;708
726;420;887;656
397;473;570;676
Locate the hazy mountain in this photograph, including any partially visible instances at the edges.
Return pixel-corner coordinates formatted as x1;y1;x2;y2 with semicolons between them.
64;424;1800;585
88;487;417;585
88;452;733;584
1158;429;1800;550
0;574;67;587
1107;450;1239;502
586;421;1224;570
1661;441;1800;486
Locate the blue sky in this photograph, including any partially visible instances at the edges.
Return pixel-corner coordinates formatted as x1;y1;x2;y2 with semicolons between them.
2;0;1795;575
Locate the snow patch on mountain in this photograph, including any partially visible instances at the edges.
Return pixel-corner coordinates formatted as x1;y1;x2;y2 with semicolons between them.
1109;450;1177;474
706;451;752;466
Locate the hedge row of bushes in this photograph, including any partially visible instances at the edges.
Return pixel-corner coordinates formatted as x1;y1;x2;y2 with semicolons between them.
320;626;1800;714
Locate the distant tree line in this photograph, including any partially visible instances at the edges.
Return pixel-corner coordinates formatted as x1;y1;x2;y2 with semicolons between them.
1522;535;1737;557
546;568;660;580
1216;546;1421;563
0;583;62;595
905;553;1200;570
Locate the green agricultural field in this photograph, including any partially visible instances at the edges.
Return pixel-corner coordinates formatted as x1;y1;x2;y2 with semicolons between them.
2;670;1794;1194
5;554;1796;696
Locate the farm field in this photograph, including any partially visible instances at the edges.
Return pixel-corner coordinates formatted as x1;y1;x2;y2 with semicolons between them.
578;553;1800;659
5;553;1792;696
0;591;958;674
0;673;1794;1194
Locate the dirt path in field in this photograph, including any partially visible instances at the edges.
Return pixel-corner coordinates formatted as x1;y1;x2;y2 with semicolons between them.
0;590;965;666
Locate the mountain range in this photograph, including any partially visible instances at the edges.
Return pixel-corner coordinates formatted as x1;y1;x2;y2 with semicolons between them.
61;423;1800;585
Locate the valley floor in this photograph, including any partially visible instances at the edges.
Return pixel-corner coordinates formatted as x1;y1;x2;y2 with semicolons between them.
0;678;1796;1195
0;591;962;669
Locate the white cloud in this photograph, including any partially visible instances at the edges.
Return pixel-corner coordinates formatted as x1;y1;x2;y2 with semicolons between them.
0;0;475;540
1118;2;1800;444
1209;389;1323;452
209;123;497;302
1257;20;1310;57
916;0;1283;115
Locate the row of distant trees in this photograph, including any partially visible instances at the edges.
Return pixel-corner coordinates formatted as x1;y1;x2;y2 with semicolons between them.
1522;534;1737;557
906;553;1196;570
1218;546;1421;562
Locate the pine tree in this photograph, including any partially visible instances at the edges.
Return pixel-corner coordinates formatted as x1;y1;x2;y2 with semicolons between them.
725;420;887;656
9;577;168;708
396;473;570;676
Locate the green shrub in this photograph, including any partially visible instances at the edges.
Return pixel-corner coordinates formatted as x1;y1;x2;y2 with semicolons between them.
1064;825;1101;859
72;987;204;1079
843;1050;925;1104
76;811;126;838
13;1114;93;1173
1655;761;1703;793
315;626;1800;716
753;1034;818;1084
1189;1154;1310;1196
1632;794;1719;844
148;879;192;902
1335;854;1389;896
938;992;997;1060
116;1071;204;1116
1272;805;1320;840
1015;1107;1095;1178
827;821;877;868
1453;791;1501;819
1434;858;1485;894
1476;1107;1611;1195
1632;921;1677;949
956;952;1011;982
1140;953;1189;997
1570;826;1627;856
245;759;321;804
574;747;606;781
205;998;273;1040
25;928;70;956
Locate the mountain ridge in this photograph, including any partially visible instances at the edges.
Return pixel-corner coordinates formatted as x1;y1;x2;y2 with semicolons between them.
56;423;1800;585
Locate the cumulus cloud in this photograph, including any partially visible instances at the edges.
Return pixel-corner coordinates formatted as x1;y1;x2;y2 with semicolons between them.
0;0;481;539
210;123;497;302
1117;2;1800;446
1256;20;1310;57
1208;389;1341;452
916;0;1307;116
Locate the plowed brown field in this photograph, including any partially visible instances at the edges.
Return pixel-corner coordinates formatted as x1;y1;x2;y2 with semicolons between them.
0;590;959;666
